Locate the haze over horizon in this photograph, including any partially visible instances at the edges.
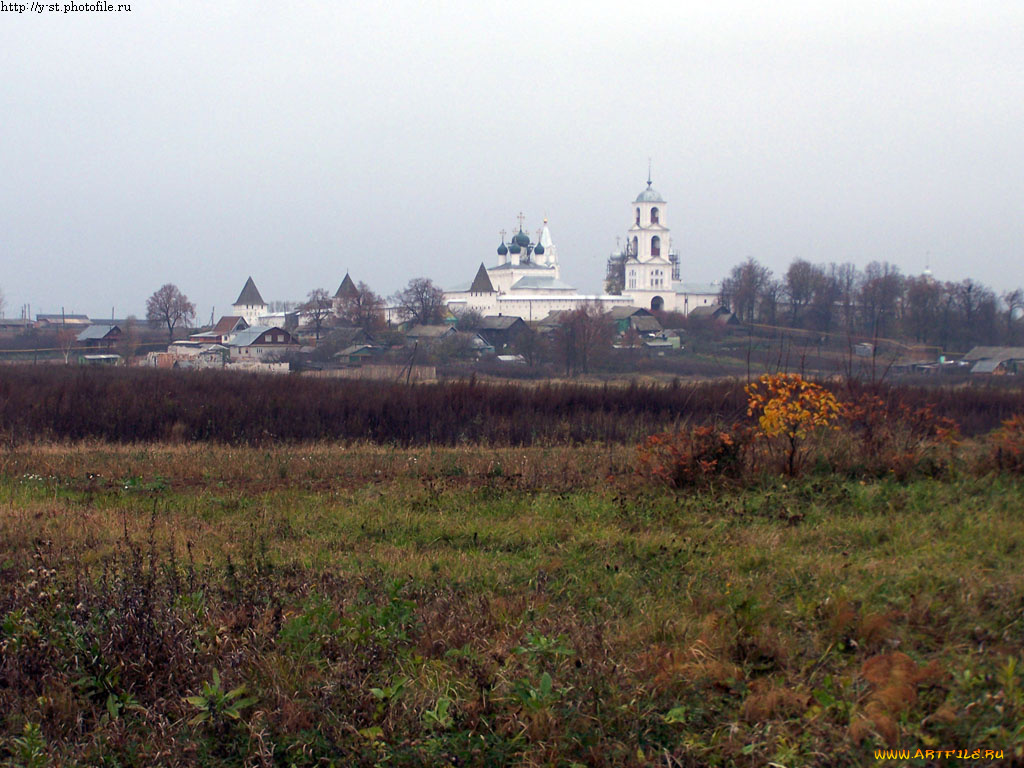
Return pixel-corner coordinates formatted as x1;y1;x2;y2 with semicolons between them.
2;1;1022;320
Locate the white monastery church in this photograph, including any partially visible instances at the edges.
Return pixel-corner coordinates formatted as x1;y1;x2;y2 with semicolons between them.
445;215;632;322
445;178;719;320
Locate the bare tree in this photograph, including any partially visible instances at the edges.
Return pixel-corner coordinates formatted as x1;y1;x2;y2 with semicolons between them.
759;278;783;327
301;288;334;341
807;266;841;333
0;286;6;318
512;328;547;367
554;304;614;376
58;326;77;365
833;262;860;333
604;253;625;295
1003;289;1024;344
721;258;771;323
859;262;903;338
391;278;447;326
336;281;385;332
146;284;196;342
784;259;822;326
904;276;941;343
117;315;141;360
434;332;477;362
454;307;483;331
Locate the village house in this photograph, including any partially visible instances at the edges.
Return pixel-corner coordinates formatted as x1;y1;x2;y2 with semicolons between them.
36;313;91;330
687;304;738;325
405;325;456;346
962;346;1024;375
0;318;34;335
227;326;301;361
335;344;383;365
189;316;249;345
323;326;375;350
476;315;528;349
451;331;494;358
76;324;123;349
609;306;663;335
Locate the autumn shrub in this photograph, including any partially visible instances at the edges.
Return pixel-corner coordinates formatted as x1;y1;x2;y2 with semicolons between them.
989;413;1024;473
635;424;748;488
840;391;959;478
745;374;841;476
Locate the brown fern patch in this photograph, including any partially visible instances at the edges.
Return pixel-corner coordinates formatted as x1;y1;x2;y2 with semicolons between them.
636;614;744;692
825;599;899;652
740;679;809;721
850;652;945;745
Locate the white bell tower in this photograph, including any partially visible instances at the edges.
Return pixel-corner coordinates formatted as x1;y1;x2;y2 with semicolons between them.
626;171;670;264
622;170;678;309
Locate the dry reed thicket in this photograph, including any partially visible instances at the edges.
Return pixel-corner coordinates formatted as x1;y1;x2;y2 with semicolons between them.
1;366;1024;766
1;364;1023;444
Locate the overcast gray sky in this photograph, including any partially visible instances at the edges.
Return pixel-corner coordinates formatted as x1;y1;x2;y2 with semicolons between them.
2;0;1022;320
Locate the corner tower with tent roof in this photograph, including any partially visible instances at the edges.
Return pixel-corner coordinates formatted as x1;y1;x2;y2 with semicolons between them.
232;277;267;326
335;273;358;301
333;272;359;314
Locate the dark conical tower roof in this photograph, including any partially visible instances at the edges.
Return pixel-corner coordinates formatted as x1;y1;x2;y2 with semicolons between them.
234;276;265;306
469;263;495;293
334;272;358;300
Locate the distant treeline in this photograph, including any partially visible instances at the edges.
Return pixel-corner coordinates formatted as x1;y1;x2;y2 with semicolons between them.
718;258;1023;351
0;365;1021;445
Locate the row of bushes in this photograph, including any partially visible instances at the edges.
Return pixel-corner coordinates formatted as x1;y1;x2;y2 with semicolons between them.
636;375;1021;485
0;365;1023;445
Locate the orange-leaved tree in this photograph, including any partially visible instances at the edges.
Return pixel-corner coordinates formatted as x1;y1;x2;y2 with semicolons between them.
745;373;840;476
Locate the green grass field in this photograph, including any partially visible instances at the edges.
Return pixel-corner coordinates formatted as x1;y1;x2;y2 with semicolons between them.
1;443;1022;766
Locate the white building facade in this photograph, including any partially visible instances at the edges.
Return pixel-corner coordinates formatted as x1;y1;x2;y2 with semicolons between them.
446;180;722;322
445;218;632;322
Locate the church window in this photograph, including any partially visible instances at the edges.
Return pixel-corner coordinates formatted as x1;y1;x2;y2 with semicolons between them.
636;208;640;225
632;236;638;256
651;236;661;257
651;207;659;224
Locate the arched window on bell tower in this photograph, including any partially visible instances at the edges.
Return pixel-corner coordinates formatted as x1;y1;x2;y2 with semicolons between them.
635;208;640;225
631;236;638;256
651;207;659;224
651;236;661;257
